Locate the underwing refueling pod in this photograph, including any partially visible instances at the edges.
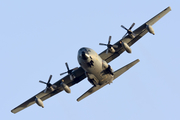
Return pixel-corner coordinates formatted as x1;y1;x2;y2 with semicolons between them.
146;24;155;35
35;96;44;108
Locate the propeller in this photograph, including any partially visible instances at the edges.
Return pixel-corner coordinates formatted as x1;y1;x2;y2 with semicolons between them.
99;36;118;54
60;62;78;80
121;23;136;39
39;75;57;93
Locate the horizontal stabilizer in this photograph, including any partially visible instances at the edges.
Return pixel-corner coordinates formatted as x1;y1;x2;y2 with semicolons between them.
77;59;139;102
114;59;140;80
77;84;106;102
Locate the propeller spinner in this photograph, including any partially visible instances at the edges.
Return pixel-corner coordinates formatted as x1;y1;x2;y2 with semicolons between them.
39;75;57;93
60;62;78;80
121;23;136;39
99;36;118;54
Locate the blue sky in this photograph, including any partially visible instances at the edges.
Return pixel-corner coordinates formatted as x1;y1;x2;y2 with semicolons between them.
1;0;180;120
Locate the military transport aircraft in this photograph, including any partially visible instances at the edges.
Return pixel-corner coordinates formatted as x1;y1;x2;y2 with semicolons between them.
11;6;171;114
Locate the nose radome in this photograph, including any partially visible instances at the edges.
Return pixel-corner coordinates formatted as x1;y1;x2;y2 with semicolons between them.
77;47;92;61
81;51;90;60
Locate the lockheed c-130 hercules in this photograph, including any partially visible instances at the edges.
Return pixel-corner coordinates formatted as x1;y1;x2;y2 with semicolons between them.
11;6;171;114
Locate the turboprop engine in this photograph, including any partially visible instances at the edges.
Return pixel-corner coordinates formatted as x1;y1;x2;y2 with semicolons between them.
121;23;136;39
99;36;118;54
35;96;44;108
146;24;155;35
60;62;78;80
120;41;132;53
60;82;71;93
39;75;57;93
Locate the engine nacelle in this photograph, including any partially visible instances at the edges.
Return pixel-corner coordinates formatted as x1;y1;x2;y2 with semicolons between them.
35;96;44;108
60;82;71;93
85;72;98;86
49;86;55;92
102;61;114;75
121;42;132;53
109;46;115;53
107;65;114;75
102;60;109;70
146;24;155;35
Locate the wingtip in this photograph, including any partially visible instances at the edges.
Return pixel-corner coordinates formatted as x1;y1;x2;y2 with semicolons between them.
168;6;171;11
165;6;171;11
77;98;81;102
11;110;16;114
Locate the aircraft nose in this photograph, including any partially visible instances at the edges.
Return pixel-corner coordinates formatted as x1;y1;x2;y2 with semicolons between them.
78;47;91;61
80;51;89;60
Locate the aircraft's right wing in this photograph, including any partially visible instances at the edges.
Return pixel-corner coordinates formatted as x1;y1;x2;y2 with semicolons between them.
99;6;171;63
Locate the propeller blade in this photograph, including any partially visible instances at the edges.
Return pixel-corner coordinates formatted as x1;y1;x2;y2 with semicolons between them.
122;33;128;39
70;75;73;80
60;71;68;76
106;49;109;54
39;80;47;84
99;43;108;46
72;67;79;71
65;62;70;71
108;36;111;45
113;45;118;48
44;87;48;93
121;25;128;31
47;75;52;83
129;23;135;30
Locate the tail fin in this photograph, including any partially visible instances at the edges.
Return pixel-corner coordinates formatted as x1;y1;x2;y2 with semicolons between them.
114;59;140;80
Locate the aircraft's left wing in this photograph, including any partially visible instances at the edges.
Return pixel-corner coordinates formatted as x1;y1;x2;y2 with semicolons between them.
11;67;86;114
99;6;171;63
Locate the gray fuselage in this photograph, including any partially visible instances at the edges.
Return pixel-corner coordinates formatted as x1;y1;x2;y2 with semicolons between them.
77;47;114;85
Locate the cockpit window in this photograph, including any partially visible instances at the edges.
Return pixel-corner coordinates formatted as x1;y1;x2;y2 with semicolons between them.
79;48;91;54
